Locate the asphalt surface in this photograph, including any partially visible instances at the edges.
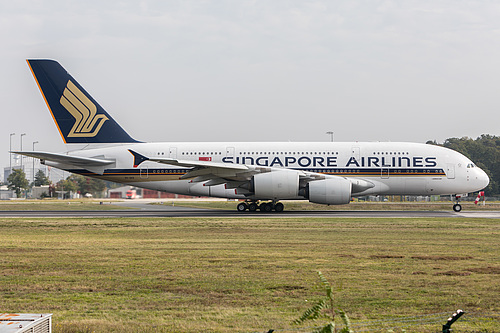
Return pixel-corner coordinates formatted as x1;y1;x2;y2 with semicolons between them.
0;201;499;219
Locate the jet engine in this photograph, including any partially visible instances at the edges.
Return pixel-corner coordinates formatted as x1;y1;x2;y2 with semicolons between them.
306;177;352;205
251;171;300;199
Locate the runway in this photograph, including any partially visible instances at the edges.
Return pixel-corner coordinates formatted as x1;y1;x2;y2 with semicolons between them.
0;207;499;218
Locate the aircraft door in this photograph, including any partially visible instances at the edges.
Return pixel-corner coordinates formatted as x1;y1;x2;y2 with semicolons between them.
446;163;455;179
226;147;235;158
140;167;148;179
381;169;389;179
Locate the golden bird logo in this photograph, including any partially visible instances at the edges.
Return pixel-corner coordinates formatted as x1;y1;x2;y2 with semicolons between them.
60;80;108;137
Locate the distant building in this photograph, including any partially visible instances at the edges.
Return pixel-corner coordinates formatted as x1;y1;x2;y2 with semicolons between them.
0;185;15;200
32;185;51;199
108;186;198;199
3;166;16;184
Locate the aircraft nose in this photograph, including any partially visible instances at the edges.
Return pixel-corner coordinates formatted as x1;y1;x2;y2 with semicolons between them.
475;167;490;190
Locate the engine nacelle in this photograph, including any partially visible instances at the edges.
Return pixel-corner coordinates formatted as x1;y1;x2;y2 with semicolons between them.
307;178;352;205
252;171;300;199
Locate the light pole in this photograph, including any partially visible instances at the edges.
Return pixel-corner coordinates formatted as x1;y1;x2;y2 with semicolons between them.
326;131;334;142
20;133;26;170
9;133;15;172
32;141;39;185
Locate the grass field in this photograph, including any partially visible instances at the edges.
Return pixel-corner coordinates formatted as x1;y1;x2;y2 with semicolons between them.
0;200;126;211
0;216;499;332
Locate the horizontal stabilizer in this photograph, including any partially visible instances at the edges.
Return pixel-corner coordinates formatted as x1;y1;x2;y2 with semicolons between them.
13;151;114;166
12;151;115;175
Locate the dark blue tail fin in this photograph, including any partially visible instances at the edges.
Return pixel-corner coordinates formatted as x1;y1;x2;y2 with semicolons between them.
27;59;138;144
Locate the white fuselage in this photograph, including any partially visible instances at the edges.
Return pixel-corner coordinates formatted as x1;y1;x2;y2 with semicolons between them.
45;141;490;201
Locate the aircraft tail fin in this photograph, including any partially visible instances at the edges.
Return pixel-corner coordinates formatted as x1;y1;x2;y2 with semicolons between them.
27;59;139;144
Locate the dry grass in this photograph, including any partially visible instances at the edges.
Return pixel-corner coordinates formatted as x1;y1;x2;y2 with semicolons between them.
0;217;498;332
0;199;126;211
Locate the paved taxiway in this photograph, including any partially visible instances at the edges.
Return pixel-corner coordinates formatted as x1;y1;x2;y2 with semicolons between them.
1;199;498;218
0;206;499;218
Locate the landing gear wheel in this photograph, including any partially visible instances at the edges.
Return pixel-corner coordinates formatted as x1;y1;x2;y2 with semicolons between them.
237;202;248;212
453;203;462;212
274;202;284;212
262;202;273;212
248;202;258;212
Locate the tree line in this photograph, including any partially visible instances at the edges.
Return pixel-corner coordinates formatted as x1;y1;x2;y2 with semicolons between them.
427;134;499;196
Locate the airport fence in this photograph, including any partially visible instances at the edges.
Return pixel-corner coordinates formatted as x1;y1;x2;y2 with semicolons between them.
252;311;500;333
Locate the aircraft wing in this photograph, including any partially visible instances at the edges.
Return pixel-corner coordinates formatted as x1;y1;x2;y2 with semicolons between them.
12;151;115;175
128;150;374;193
149;156;250;171
129;149;260;182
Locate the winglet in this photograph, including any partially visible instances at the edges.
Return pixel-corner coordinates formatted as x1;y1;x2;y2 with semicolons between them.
128;150;149;168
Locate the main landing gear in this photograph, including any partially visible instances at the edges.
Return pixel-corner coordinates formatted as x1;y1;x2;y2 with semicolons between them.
453;195;462;212
237;200;285;213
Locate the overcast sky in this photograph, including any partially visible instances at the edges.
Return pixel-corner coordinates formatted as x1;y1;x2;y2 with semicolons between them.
2;0;500;180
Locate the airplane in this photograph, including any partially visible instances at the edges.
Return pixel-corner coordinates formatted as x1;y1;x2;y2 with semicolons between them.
14;59;489;213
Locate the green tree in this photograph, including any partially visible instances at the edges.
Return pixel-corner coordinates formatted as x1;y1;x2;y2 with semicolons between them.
33;170;51;187
60;174;107;198
56;178;79;198
89;178;106;197
66;174;86;194
7;169;29;198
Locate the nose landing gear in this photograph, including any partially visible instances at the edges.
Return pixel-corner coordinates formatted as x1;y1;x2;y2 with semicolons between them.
453;194;462;212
